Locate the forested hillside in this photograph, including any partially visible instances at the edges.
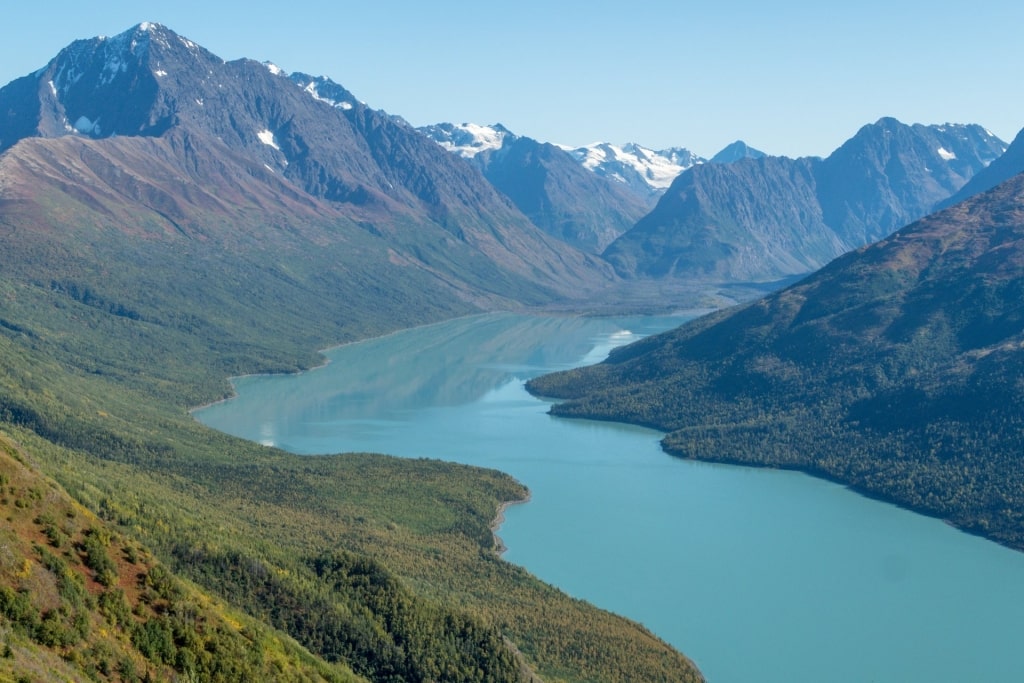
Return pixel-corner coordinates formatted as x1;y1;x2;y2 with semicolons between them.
529;172;1024;552
0;22;703;683
0;246;702;682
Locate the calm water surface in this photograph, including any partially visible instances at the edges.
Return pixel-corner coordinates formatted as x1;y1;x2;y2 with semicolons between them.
195;312;1024;683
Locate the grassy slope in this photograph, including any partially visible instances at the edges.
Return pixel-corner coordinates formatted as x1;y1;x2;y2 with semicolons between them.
0;430;366;683
0;198;703;680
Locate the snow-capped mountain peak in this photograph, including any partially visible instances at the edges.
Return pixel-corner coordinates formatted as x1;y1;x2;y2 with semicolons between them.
420;121;704;197
563;142;704;194
418;122;515;158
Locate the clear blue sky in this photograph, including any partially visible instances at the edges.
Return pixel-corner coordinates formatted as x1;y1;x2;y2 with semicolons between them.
2;1;1021;158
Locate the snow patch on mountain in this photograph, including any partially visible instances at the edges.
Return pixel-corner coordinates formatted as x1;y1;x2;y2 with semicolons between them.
418;122;513;158
937;147;957;161
257;129;280;150
564;142;703;191
288;73;359;112
99;54;128;86
302;81;353;109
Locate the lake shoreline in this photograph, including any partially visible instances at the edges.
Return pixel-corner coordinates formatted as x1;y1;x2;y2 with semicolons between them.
194;311;1024;683
491;491;533;556
531;400;1023;556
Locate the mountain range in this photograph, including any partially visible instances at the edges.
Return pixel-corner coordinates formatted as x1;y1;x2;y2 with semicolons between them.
419;123;653;252
3;18;1024;683
0;22;614;310
419;122;713;196
421;119;1006;282
3;24;1005;293
419;123;774;254
421;122;768;203
528;168;1024;551
602;118;1007;281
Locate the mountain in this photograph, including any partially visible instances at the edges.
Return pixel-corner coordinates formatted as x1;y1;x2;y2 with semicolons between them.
939;126;1024;208
602;155;838;280
561;141;704;198
473;136;651;252
419;123;650;252
529;171;1024;552
604;118;1007;281
418;121;515;158
709;140;765;164
815;118;1007;247
0;23;613;307
0;24;705;683
419;124;704;200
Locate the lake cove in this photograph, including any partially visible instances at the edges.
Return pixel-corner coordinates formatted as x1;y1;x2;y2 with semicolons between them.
195;312;1024;683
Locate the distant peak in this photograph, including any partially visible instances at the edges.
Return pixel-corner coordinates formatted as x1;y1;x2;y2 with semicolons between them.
563;141;703;191
418;122;514;158
870;116;906;132
709;140;766;164
100;22;168;42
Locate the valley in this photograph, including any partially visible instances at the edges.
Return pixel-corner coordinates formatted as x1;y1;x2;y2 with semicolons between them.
195;312;1024;683
1;18;1023;683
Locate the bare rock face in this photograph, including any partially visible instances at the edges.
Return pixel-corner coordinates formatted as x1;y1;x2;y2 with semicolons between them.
940;126;1024;209
604;118;1007;282
473;135;652;253
0;23;615;307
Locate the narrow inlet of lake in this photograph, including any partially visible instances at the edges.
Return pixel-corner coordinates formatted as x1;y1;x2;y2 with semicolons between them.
194;312;1024;683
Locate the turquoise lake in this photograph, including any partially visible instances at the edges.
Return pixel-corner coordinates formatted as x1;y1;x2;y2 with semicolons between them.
194;312;1024;683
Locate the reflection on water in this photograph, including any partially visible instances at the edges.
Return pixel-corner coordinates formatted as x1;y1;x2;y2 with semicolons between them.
199;313;682;450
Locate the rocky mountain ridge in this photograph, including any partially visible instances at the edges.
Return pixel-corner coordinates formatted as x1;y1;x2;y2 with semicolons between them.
603;118;1007;281
419;122;707;198
0;22;614;307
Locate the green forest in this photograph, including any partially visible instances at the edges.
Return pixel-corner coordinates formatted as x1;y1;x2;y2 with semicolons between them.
0;224;702;682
